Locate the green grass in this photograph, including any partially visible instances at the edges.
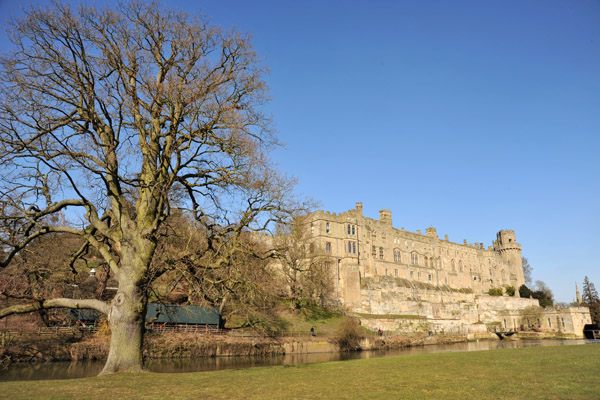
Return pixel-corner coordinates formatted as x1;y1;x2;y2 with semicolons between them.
272;302;347;335
1;344;599;399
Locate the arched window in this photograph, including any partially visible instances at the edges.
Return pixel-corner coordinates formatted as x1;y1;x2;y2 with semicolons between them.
412;253;418;265
393;249;401;263
451;259;456;272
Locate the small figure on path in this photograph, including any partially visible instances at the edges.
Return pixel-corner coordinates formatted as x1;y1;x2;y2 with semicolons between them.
310;326;316;337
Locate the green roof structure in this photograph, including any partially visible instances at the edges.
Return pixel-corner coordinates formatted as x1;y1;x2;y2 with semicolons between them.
70;303;220;326
145;303;220;326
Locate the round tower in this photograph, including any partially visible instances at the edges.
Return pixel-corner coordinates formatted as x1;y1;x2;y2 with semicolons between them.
493;230;524;288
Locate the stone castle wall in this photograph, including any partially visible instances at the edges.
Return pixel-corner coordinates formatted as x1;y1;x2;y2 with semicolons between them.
306;203;591;337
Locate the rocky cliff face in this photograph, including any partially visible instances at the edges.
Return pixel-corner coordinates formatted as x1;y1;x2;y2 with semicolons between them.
352;276;539;334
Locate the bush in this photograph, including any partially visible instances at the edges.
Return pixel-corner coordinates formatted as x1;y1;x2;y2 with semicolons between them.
334;318;363;352
519;284;532;298
488;288;503;296
505;286;516;297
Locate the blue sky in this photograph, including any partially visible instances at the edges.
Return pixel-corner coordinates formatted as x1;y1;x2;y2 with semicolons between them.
1;0;598;302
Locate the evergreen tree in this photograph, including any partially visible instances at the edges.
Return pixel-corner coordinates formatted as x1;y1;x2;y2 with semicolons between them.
582;276;600;304
519;284;532;298
582;276;600;325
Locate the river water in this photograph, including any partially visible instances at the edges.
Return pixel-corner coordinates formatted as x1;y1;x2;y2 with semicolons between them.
0;339;596;381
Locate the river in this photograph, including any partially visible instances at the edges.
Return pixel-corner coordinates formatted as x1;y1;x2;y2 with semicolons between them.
0;339;597;381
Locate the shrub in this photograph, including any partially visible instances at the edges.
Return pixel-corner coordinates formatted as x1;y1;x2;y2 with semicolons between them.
95;317;111;337
334;318;363;352
505;286;516;297
519;284;532;298
488;288;503;296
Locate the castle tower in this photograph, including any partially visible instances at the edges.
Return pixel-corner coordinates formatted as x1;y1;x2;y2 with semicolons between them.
379;209;392;226
493;230;524;288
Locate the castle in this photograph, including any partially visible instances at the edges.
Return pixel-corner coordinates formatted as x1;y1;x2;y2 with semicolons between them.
308;203;592;337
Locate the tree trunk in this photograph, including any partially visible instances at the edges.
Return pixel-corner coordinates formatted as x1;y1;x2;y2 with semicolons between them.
100;284;147;375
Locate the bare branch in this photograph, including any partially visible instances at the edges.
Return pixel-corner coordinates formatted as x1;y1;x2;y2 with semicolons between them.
0;297;110;319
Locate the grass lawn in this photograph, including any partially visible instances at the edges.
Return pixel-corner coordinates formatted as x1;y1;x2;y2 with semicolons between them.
1;343;599;399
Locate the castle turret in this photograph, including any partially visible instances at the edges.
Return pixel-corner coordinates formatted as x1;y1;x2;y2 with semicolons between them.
493;230;524;288
355;202;363;216
379;209;392;226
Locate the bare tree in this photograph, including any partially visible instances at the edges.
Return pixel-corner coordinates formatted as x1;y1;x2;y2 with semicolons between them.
274;216;334;311
0;1;299;374
521;257;533;286
149;213;282;333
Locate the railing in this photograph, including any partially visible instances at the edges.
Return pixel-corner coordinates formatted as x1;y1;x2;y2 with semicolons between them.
0;326;98;338
146;325;222;334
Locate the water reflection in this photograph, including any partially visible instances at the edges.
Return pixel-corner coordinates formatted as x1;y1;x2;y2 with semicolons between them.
1;339;596;382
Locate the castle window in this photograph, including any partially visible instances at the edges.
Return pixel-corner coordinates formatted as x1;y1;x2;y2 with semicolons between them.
561;317;565;328
451;260;455;272
489;268;492;275
410;271;414;279
348;242;352;253
348;224;351;234
405;240;408;249
372;245;376;257
411;253;418;265
385;269;388;276
379;247;384;259
326;242;332;254
459;260;463;272
352;225;355;235
326;223;330;233
428;274;432;281
548;318;552;328
352;242;356;254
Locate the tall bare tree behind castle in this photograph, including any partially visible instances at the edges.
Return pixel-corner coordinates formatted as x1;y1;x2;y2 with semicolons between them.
0;1;297;374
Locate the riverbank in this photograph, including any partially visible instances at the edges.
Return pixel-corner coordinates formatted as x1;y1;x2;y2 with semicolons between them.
1;343;598;399
0;328;585;367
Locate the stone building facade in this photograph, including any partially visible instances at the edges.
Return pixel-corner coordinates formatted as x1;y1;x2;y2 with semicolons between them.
307;203;592;337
